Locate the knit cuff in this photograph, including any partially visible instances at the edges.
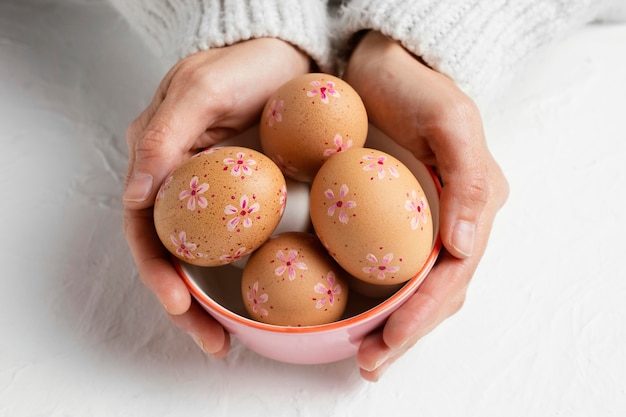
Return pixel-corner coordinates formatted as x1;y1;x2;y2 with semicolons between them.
337;0;611;101
111;0;333;72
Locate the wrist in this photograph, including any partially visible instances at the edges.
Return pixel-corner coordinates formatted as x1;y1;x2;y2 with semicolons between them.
251;37;312;75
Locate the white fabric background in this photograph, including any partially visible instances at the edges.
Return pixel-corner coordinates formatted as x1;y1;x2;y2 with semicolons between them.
1;1;624;416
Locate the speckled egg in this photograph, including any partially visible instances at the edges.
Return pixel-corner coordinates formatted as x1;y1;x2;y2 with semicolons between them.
241;232;349;326
153;146;286;267
309;147;433;286
259;73;368;183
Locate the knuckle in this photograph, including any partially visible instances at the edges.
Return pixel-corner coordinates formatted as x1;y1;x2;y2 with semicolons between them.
173;66;236;114
463;167;491;208
424;91;480;135
125;116;144;149
135;119;175;161
448;289;467;316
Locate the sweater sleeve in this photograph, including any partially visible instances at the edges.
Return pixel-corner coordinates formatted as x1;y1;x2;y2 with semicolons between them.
109;0;333;72
336;0;626;101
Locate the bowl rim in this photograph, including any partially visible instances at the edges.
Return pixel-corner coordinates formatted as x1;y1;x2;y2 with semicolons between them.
175;166;442;334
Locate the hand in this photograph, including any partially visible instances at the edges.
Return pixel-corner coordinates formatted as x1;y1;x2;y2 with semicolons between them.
122;38;311;356
343;31;509;381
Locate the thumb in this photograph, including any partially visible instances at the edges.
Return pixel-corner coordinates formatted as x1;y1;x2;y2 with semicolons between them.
438;164;486;259
431;105;491;260
123;96;205;209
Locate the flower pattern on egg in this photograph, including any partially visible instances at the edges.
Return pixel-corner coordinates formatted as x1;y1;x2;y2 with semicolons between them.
274;249;308;281
193;147;217;157
266;99;284;127
224;194;260;232
324;184;356;224
362;154;400;180
271;153;299;179
247;281;269;317
278;184;287;216
224;152;257;177
219;246;248;264
179;176;209;210
312;271;342;309
323;133;352;157
170;231;205;260
362;253;400;280
405;189;429;230
306;80;340;104
157;173;173;201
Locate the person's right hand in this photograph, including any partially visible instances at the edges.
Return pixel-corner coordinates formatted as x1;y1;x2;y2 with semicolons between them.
122;38;311;356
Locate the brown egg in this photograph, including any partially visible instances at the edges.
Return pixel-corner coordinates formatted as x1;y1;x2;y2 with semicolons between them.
259;73;368;182
310;147;433;286
153;146;286;267
241;232;349;326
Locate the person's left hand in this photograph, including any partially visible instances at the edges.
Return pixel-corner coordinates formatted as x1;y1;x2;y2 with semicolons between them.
343;31;509;381
122;37;311;357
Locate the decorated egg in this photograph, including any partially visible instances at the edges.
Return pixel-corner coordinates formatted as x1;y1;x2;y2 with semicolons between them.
309;147;433;286
259;73;368;182
153;146;286;267
241;232;349;326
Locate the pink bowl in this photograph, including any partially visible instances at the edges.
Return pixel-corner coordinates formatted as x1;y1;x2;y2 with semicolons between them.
174;126;442;365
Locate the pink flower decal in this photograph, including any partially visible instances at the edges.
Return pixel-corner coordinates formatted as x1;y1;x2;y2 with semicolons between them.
279;184;287;216
219;246;248;264
324;184;356;224
193;147;217;157
179;176;209;210
323;133;353;157
274;250;308;281
362;253;400;280
157;174;173;201
170;231;204;260
224;195;260;232
266;100;284;127
312;271;342;309
362;154;400;180
307;80;340;104
224;152;257;177
405;190;429;230
271;154;299;179
247;281;269;317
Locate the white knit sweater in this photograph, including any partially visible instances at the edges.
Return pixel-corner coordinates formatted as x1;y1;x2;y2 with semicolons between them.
109;0;333;71
109;0;625;101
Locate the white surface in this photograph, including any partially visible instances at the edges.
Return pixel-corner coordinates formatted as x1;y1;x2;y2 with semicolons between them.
1;1;625;416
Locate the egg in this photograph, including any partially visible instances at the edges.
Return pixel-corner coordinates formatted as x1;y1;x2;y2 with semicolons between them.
241;232;349;326
153;146;286;267
310;147;433;286
259;73;368;182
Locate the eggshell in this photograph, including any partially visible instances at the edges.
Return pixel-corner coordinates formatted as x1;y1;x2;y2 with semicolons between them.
310;147;433;286
153;146;286;267
230;178;311;269
259;73;368;182
241;232;349;326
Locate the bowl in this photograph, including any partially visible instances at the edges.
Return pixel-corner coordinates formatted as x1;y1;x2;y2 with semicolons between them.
174;125;442;365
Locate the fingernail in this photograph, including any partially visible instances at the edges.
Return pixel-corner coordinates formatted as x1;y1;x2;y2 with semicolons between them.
365;353;392;372
123;172;153;203
189;333;209;355
451;220;475;258
373;356;389;371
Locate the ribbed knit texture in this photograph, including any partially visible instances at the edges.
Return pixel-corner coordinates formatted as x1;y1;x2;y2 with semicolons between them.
337;0;625;101
109;0;333;72
109;0;625;102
